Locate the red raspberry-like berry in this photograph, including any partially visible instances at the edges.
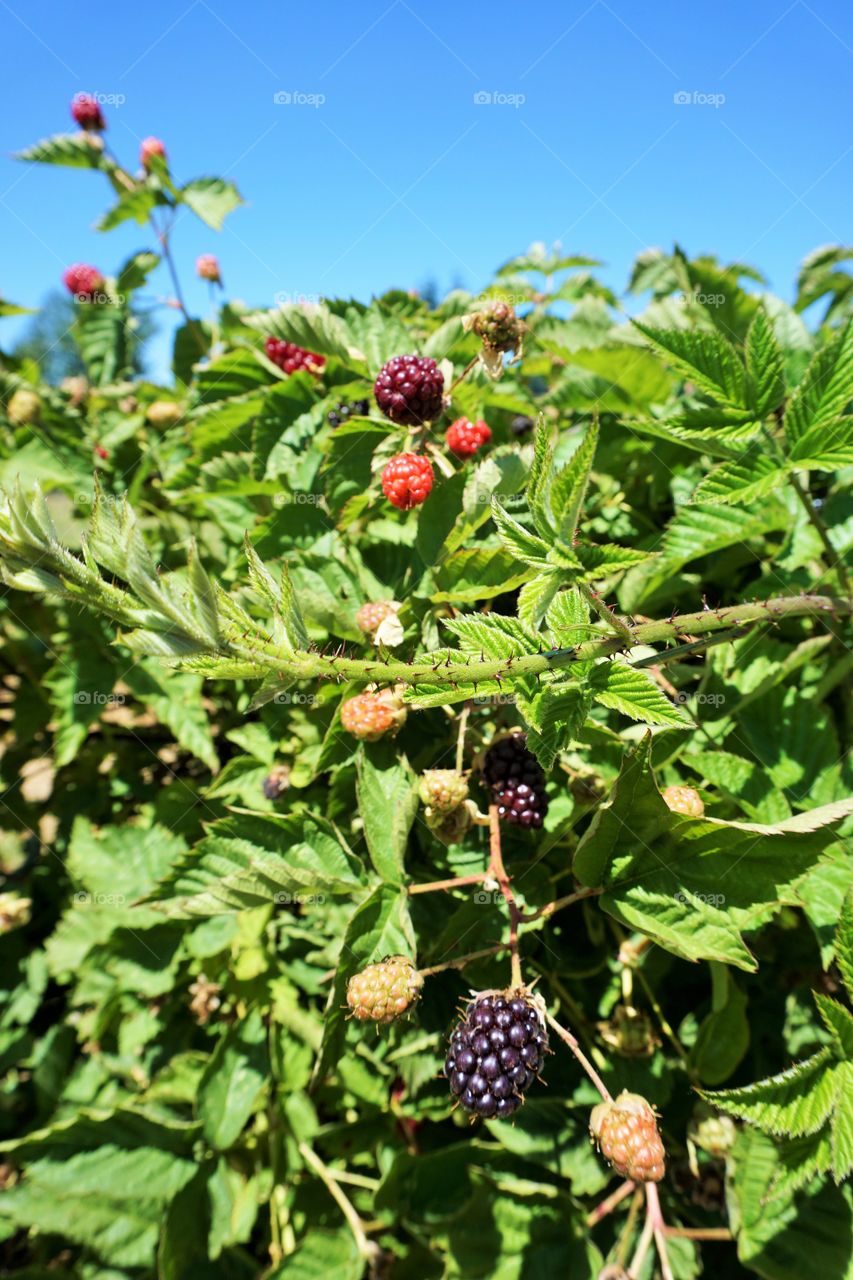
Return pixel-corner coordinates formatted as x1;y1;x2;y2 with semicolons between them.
196;254;221;284
63;264;104;301
140;136;166;169
93;445;109;460
590;1091;666;1183
445;989;549;1119
356;600;397;635
662;784;704;817
71;93;105;131
374;354;444;425
347;957;423;1023
446;417;491;459
381;453;433;510
340;689;407;742
265;336;325;376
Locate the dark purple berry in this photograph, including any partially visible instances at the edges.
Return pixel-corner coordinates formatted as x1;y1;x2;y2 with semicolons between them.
511;414;534;436
374;354;444;426
481;734;549;830
444;991;548;1119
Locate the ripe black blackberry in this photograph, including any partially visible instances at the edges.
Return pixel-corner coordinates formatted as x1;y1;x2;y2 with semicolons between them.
510;414;534;436
482;734;548;829
327;398;370;428
445;991;548;1119
374;354;444;426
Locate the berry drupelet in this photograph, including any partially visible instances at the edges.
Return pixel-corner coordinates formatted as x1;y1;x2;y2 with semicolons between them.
445;991;549;1119
374;354;444;425
482;734;549;829
265;336;325;376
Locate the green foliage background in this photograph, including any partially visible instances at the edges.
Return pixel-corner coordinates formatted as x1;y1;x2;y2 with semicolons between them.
0;126;851;1279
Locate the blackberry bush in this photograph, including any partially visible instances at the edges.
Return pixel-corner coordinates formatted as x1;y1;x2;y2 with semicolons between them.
1;89;852;1280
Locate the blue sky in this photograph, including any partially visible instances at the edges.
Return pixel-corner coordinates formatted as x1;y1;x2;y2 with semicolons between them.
1;0;851;379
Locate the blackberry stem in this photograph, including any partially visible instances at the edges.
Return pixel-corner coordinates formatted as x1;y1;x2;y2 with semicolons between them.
418;942;511;977
543;1009;612;1101
663;1227;733;1241
645;1183;674;1280
409;871;488;895
487;804;523;988
585;1179;636;1227
297;1143;379;1265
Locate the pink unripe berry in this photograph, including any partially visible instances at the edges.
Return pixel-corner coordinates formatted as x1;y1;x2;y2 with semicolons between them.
62;264;104;302
140;136;166;169
71;93;105;131
196;254;222;284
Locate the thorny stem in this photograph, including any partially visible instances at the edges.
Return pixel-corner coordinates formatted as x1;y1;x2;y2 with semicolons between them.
544;1009;612;1102
578;582;633;642
448;354;480;393
586;1179;636;1227
297;1143;379;1264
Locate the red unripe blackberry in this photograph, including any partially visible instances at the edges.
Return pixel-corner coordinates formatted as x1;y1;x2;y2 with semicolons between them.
590;1091;666;1183
340;689;407;741
63;264;104;301
446;416;492;459
196;254;221;284
445;990;548;1119
374;354;444;425
381;453;433;510
355;600;397;635
347;957;423;1023
265;336;325;376
71;93;105;131
94;445;109;460
482;734;548;829
662;784;704;817
140;136;166;168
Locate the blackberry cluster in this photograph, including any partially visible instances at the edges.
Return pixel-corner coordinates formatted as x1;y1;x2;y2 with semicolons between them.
264;336;325;375
445;991;548;1119
328;398;370;428
482;734;548;829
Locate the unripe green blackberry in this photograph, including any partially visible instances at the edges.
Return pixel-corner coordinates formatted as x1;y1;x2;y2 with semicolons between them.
346;956;423;1023
662;784;704;817
419;769;469;814
598;1005;658;1058
590;1091;665;1183
7;389;41;425
470;300;525;353
688;1104;737;1159
424;800;474;845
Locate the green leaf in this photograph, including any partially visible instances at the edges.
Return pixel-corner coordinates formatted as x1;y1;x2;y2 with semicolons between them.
249;302;365;368
180;177;244;229
432;545;531;603
785;319;853;448
15;132;104;169
116;250;161;293
490;500;550;566
690;965;750;1084
97;187;158;231
589;661;693;727
633;321;747;408
692;446;787;506
788;416;853;469
550;418;599;541
144;812;363;917
573;737;853;969
356;746;418;883
198;1008;268;1149
746;305;786;416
